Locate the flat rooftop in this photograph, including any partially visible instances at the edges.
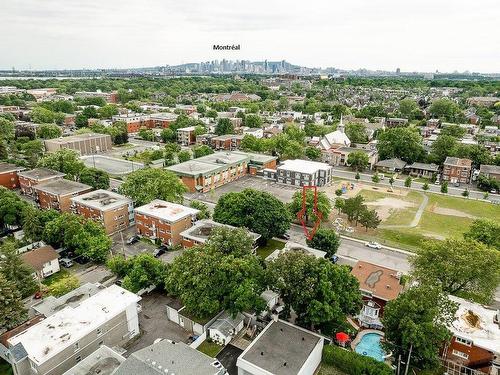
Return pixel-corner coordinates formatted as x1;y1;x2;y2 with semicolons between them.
197;151;250;165
239;320;322;375
167;160;221;176
45;133;110;144
278;159;331;174
235;151;277;164
350;261;403;301
180;219;260;243
17;168;65;181
166;151;252;177
449;295;500;354
62;345;125;375
135;199;199;222
33;179;91;196
0;162;24;174
71;189;132;211
80;155;144;176
8;285;141;366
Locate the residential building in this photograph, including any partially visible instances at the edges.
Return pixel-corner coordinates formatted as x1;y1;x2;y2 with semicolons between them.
166;151;250;192
149;112;178;128
20;245;60;280
177;126;197;146
44;133;112;155
443;295;500;374
265;241;327;261
318;118;351;151
242;152;277;175
466;97;499;107
134;200;199;246
165;297;221;335
61;345;125;375
385;117;409;127
71;190;134;234
479;164;500;181
213;92;261;102
263;159;333;187
374;158;407;173
4;285;141;375
113;339;226;375
350;261;403;329
18;168;66;197
209;311;245;345
34;179;93;212
27;88;57;101
323;146;378;169
405;162;440;178
243;127;264;138
0;162;24;189
211;134;244;150
236;320;324;375
180;219;261;248
111;113;151;133
74;90;118;103
443;157;473;184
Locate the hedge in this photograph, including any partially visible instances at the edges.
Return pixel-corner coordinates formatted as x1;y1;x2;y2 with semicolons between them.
322;345;393;375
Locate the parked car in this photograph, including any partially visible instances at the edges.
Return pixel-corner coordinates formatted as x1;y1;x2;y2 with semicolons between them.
278;232;290;240
365;241;382;249
59;258;74;268
126;235;140;245
329;255;339;264
73;255;90;265
153;245;168;258
454;182;460;187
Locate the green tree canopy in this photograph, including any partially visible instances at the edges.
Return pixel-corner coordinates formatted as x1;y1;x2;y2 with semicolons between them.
38;123;62;139
0;273;27;331
347;151;369;171
463;218;500;250
215;118;234;135
345;122;368;143
193;145;214;158
377;127;424;163
205;226;255;257
306;228;341;257
288;189;332;224
37;148;85;180
79;167;110;189
0;242;38;298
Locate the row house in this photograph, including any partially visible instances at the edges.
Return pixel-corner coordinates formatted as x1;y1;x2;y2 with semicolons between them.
71;190;134;234
384;117;409;128
0;162;24;189
34;179;92;212
134;200;199;246
442;157;473;184
17;168;66;197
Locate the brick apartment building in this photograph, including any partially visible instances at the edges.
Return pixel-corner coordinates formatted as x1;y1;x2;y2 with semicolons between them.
134;200;199;246
112;112;177;133
71;190;134;234
443;157;473;184
211;134;244;151
0;162;24;189
177;126;197;146
17;168;66;196
44;133;112;155
34;179;92;212
74;90;118;103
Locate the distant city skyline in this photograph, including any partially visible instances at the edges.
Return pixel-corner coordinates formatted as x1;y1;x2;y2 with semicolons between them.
1;0;499;73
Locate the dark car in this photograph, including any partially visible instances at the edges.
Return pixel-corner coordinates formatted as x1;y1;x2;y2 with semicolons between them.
278;232;290;240
126;235;140;245
153;245;168;258
329;255;339;264
73;255;90;265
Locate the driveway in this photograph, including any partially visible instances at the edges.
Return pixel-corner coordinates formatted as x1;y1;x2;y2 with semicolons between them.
111;226;157;258
125;291;191;354
217;344;243;375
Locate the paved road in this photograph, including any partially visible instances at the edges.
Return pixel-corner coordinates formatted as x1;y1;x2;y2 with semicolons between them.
331;168;500;203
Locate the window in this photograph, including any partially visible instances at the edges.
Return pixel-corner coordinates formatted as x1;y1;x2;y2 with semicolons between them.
75;355;82;363
452;350;469;360
97;328;102;335
455;337;472;346
74;342;80;352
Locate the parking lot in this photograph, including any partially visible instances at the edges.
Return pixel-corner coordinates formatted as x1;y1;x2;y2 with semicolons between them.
125;291;191;354
111;226;157;258
187;176;300;204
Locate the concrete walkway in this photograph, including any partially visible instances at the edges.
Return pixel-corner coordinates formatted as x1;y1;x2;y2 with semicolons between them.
380;191;429;229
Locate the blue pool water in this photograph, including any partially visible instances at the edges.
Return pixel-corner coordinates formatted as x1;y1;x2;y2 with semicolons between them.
354;333;385;362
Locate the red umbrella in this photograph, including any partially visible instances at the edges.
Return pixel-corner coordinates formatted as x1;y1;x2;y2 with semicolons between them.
335;332;350;343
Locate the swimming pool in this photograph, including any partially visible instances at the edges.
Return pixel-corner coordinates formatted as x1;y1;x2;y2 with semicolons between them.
354;332;385;362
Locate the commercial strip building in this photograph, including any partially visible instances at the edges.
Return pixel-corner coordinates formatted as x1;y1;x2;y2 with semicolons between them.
70;190;134;234
134;200;199;246
0;162;24;189
18;168;66;197
34;179;93;212
263;159;333;187
44;133;113;155
3;284;141;375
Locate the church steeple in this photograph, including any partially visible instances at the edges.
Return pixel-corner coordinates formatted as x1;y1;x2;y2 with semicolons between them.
338;114;345;133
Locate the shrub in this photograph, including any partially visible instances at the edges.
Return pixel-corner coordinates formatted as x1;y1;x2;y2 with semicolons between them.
47;274;80;297
322;345;393;375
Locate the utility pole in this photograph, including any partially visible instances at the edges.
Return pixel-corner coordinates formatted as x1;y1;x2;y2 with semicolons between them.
396;354;401;375
403;344;413;375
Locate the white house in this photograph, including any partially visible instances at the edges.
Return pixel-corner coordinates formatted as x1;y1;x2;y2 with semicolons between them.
208;311;245;345
20;245;60;280
243;127;264;139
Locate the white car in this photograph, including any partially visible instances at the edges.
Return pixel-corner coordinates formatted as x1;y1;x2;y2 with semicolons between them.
365;241;382;249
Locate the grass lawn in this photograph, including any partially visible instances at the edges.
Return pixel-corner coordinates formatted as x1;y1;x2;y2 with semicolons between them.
256;239;286;260
318;362;348;375
0;358;13;375
41;269;70;287
197;340;224;358
426;194;500;220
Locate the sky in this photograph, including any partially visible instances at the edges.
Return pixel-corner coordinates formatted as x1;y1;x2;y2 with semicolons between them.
1;0;499;73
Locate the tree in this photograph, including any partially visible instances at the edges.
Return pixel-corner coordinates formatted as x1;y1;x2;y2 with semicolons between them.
22;207;60;241
410;239;500;303
47;274;80;297
305;146;321;161
422;182;429;190
177;150;191;162
334;197;345;214
371;173;380;183
0;273;27;331
98;104;119;119
79;167;110;189
440;124;466;138
288;189;332;224
166;246;266;318
30;106;65;124
306;228;341;257
119;168;187;206
404;176;412;188
205;226;255;257
0;118;15;141
245;114;263;128
429;98;461;122
266;252;362;329
0;187;29;228
429;135;457;164
355;172;360;181
440;181;448;194
160;128;176;143
464;218;500;250
38;124;62;139
345;122;368;143
0;242;38;298
215;118;234;135
341;195;365;224
193;145;214;158
37;148;85;180
388;176;395;187
399;98;419;120
347;151;369;171
376;128;424;163
382;285;457;370
462;189;469;198
21;139;45;167
138;128;155;141
241;134;263;152
189;200;211;220
359;208;381;231
213;188;291;241
284;123;306;143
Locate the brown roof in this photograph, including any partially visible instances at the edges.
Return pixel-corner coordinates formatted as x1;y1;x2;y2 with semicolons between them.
350;261;403;301
444;157;472;168
21;245;59;271
0;315;45;346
